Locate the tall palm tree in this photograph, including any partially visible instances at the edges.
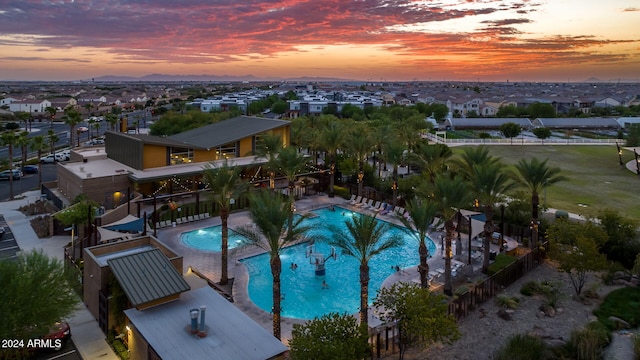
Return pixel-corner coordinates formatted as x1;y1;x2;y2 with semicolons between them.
45;106;57;129
407;142;452;183
398;198;439;288
469;162;517;273
318;119;344;197
64;108;82;147
513;158;566;249
382;140;406;207
426;174;473;296
253;133;283;189
239;190;311;339
202;160;249;285
105;113;118;132
0;130;19;200
46;130;59;157
344;124;374;197
451;146;499;179
329;213;403;328
16;131;30;172
30;135;47;189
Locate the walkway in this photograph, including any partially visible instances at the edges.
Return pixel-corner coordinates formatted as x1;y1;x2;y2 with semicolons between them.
0;190;118;360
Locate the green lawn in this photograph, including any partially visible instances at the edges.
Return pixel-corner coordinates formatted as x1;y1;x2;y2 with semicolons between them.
453;145;640;218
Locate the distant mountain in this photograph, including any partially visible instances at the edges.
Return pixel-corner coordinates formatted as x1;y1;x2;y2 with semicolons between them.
91;74;356;83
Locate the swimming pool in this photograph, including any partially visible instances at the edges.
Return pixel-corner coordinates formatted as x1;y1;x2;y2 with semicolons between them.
181;226;246;252
240;207;436;320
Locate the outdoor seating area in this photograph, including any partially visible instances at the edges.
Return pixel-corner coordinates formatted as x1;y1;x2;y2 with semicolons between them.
155;212;211;229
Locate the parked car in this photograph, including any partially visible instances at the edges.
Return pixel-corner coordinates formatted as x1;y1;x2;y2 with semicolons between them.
60;149;71;161
40;153;65;163
22;165;39;174
77;126;89;132
0;169;23;180
44;321;71;351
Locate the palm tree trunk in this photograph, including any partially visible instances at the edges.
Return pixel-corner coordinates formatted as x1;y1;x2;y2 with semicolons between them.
418;242;429;288
271;257;282;340
482;208;495;274
357;160;364;198
329;159;336;198
37;149;43;189
444;220;454;296
220;206;229;285
531;192;539;249
8;146;14;200
392;166;398;207
359;263;370;328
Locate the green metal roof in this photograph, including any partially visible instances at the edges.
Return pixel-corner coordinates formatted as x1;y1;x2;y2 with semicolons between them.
168;115;290;149
108;248;190;307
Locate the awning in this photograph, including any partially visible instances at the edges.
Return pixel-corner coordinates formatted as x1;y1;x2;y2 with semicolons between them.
97;226;130;243
103;215;144;232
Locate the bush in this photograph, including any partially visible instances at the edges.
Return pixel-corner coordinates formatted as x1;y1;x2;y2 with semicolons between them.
333;185;350;199
494;334;550;360
567;321;610;360
496;295;520;309
594;287;640;329
520;281;542;296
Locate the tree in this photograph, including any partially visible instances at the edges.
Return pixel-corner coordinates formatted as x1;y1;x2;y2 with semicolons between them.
253;133;283;189
373;282;460;360
0;250;79;359
499;122;522;144
0;130;19;200
45;106;57;128
289;312;370;360
383;140;406;207
426;174;473;296
597;209;640;269
407;142;452;183
344;124;374;198
547;220;608;296
105;112;118;132
239;190;311;340
398;198;438;288
626;124;640;147
329;213;403;328
202;160;249;285
16;130;30;172
63;108;82;147
469;162;516;273
30;135;48;189
513;158;566;249
528;102;556;118
319;118;345;197
532;127;552;144
47;129;59;156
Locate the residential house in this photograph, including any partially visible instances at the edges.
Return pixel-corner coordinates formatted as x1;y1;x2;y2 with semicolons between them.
8;99;52;113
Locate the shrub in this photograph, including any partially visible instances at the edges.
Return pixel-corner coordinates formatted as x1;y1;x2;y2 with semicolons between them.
496;295;520;309
520;281;542;296
567;321;610;360
594;287;640;329
494;334;550;360
333;185;350;199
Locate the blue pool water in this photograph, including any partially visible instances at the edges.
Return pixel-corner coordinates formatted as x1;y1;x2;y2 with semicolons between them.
240;207;436;320
181;226;246;252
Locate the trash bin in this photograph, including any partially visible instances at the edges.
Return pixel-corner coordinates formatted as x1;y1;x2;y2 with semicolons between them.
489;251;497;261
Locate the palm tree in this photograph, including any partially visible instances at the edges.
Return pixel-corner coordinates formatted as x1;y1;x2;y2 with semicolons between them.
0;130;20;200
253;133;283;189
382;140;406;207
45;106;57;129
16;131;30;172
451;146;499;179
64;108;82;147
513;158;566;249
202;160;249;285
398;198;439;288
344;125;374;198
426;174;473;296
30;135;47;188
318;119;344;197
239;190;311;339
469;162;517;273
329;213;403;328
46;130;59;157
407;142;452;183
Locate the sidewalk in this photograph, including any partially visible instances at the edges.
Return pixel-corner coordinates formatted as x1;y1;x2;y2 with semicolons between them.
0;190;118;360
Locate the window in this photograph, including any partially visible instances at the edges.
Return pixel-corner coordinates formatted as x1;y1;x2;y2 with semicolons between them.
170;147;193;165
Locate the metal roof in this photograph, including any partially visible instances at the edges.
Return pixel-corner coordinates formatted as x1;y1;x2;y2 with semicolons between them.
168;116;290;149
107;248;190;307
533;117;620;128
125;287;288;360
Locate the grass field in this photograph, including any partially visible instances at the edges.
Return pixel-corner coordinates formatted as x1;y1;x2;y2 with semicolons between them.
452;145;640;219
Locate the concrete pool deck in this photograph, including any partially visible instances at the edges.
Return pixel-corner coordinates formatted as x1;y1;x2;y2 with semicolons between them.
155;193;515;343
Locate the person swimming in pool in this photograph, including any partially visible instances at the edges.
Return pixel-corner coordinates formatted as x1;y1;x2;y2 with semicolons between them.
321;280;329;289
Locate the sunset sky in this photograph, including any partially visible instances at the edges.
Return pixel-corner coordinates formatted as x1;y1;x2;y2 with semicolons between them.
0;0;639;82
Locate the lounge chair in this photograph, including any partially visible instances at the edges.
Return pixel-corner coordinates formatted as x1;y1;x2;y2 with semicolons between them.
371;201;381;211
355;197;367;207
380;204;392;215
346;194;356;203
374;203;387;212
360;199;373;208
350;196;362;205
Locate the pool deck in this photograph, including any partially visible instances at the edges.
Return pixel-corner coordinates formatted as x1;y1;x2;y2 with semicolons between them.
155;193;518;343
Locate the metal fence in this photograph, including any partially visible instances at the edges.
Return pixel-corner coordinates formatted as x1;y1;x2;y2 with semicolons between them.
424;132;621;145
367;242;548;359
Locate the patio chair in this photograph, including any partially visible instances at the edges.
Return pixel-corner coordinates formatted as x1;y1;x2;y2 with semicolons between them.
350;196;362;205
374;202;387;212
380;204;392;215
355;197;367;207
346;194;356;203
371;201;381;211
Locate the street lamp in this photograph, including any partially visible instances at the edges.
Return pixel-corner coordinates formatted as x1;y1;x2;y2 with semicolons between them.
616;142;624;166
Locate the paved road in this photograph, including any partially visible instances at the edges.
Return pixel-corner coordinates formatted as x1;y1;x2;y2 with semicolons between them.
0;163;58;202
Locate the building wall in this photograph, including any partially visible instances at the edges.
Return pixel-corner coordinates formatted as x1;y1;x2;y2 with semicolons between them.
127;324;148;360
142;144;168;168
